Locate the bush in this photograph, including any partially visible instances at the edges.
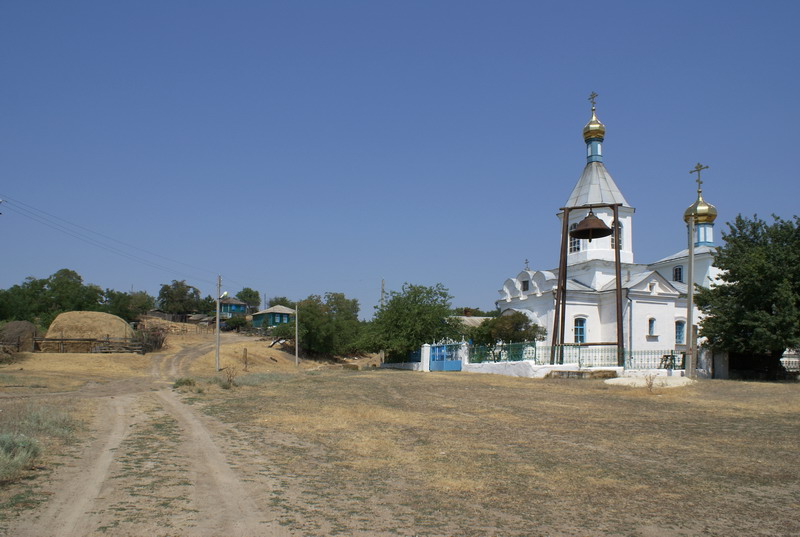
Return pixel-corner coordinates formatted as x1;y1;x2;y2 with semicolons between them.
173;377;196;388
136;328;166;353
0;433;41;481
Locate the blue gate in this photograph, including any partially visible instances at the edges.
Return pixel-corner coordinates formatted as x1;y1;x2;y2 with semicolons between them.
429;344;462;371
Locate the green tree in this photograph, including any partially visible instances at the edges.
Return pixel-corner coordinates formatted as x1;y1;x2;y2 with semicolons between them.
0;269;104;329
269;296;295;308
696;215;800;377
451;306;500;318
369;283;460;360
103;289;155;322
157;280;202;314
198;295;215;315
224;316;250;331
46;269;103;313
236;288;261;311
272;292;364;356
469;311;547;345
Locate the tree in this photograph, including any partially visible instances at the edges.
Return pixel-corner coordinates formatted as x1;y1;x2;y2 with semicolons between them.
269;296;295;308
469;311;547;345
369;283;461;360
236;288;261;311
272;292;364;356
103;289;154;322
696;215;800;378
157;280;202;314
451;306;500;318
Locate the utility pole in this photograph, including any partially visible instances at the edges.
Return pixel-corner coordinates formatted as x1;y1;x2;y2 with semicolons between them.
294;302;299;367
379;279;385;364
215;275;221;372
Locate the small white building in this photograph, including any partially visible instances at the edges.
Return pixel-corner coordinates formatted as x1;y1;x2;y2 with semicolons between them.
497;101;720;356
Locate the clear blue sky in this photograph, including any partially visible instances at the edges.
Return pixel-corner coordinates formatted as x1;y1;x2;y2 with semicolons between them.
1;1;798;318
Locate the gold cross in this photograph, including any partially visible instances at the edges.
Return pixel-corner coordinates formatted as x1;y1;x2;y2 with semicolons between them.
588;92;598;107
689;162;709;190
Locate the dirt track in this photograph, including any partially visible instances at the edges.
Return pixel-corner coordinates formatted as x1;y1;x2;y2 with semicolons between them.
5;334;291;537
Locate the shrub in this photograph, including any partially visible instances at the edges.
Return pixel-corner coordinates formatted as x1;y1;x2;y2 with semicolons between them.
173;378;196;388
0;433;41;481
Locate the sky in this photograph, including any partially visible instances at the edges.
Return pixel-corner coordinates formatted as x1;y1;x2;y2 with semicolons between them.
1;1;798;318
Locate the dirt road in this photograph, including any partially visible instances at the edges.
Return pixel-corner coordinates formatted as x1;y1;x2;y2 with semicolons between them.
6;335;292;537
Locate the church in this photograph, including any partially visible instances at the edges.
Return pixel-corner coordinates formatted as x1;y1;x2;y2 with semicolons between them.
496;98;720;358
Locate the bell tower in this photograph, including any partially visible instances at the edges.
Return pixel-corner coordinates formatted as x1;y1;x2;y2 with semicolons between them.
559;94;635;265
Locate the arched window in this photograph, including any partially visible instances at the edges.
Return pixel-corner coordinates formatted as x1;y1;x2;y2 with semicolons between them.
569;223;581;253
574;317;586;344
648;318;656;336
611;222;623;250
673;265;684;283
675;321;686;345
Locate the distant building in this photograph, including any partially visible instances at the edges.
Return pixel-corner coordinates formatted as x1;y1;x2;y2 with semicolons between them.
252;305;296;329
220;297;248;319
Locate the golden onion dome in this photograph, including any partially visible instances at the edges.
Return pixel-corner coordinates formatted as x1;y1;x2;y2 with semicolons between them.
583;106;605;141
684;191;718;224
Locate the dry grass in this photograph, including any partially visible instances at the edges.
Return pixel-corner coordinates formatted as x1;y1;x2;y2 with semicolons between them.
187;370;800;536
0;352;150;392
0;396;90;527
185;338;319;377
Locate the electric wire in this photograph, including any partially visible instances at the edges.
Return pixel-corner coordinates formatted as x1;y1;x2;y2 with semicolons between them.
0;197;256;293
2;202;218;286
0;195;254;291
0;194;218;279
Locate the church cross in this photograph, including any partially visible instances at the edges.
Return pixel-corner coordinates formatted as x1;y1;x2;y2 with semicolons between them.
588;92;598;107
524;258;530;270
689;162;709;191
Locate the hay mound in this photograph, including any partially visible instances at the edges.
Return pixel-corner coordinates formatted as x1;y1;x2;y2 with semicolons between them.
42;311;135;352
0;320;37;351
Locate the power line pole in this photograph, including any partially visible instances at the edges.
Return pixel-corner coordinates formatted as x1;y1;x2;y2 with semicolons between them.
215;275;221;372
379;279;385;364
294;302;299;367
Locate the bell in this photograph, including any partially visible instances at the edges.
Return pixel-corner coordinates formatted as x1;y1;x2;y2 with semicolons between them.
569;210;612;242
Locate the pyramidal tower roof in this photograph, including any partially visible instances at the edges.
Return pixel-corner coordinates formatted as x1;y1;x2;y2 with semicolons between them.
565;162;629;207
564;95;630;208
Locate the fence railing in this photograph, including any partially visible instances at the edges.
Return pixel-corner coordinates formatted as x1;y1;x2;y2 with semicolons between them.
468;342;685;369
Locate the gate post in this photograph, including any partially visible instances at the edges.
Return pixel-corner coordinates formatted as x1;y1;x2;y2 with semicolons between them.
421;344;431;372
459;342;470;367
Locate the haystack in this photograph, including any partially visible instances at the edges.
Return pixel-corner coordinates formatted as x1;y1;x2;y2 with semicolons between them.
42;311;135;352
0;320;37;352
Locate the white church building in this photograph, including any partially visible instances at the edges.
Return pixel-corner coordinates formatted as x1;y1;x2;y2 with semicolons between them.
496;101;720;359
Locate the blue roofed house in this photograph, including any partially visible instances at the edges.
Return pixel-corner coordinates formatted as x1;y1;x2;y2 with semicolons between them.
220;297;248;319
252;305;296;329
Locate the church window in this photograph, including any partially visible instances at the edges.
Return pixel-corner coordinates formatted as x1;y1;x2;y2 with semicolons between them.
673;265;684;283
521;280;529;292
569;223;581;253
675;321;686;345
574;317;586;344
648;318;656;336
611;222;623;250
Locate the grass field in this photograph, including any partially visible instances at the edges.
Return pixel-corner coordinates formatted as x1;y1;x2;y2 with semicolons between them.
181;370;800;536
